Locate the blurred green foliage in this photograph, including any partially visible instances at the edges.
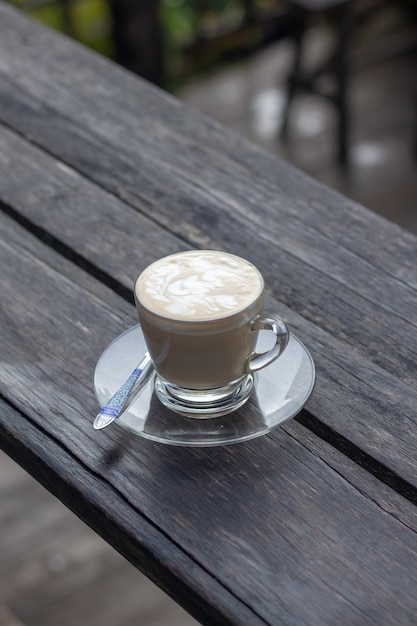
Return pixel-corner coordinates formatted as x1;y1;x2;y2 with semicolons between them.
6;0;275;85
161;0;251;82
8;0;113;56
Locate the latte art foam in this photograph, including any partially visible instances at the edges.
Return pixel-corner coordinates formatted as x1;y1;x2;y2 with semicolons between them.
136;251;263;321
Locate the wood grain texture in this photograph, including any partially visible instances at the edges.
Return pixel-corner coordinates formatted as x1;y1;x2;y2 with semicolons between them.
0;50;416;486
1;190;417;625
1;4;417;625
0;451;199;626
0;450;199;626
0;3;415;274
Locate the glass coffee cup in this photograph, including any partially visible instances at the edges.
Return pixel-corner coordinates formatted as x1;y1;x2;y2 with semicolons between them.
134;250;289;418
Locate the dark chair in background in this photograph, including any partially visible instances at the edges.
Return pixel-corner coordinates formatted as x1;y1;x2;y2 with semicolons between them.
281;0;353;164
281;0;417;164
13;0;416;165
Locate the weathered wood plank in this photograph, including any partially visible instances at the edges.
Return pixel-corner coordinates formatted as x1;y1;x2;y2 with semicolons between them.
0;3;415;282
0;400;251;626
0;123;189;296
1;120;417;488
0;451;198;626
0;5;415;354
1;7;415;392
1;204;417;625
1;6;417;625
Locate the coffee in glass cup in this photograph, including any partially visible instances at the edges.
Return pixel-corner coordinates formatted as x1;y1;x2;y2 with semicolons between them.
134;250;289;417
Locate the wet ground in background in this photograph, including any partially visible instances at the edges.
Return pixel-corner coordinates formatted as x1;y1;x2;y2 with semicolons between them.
178;25;417;234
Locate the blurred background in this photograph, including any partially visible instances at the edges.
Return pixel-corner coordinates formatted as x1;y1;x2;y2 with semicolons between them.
1;1;416;625
4;0;417;234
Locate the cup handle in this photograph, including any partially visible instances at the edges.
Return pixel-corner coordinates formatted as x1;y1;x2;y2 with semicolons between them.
247;316;290;373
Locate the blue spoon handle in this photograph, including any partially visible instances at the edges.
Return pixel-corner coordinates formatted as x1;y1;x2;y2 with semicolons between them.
94;352;152;429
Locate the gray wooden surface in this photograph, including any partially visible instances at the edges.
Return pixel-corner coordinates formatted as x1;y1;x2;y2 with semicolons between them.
1;3;417;625
0;450;198;626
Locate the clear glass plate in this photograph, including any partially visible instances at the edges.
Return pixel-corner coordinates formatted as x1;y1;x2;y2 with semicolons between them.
93;325;315;447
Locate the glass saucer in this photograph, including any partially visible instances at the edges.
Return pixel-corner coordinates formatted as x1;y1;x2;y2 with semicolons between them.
93;325;315;447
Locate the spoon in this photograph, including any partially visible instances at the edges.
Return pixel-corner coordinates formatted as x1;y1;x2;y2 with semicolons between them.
93;352;153;429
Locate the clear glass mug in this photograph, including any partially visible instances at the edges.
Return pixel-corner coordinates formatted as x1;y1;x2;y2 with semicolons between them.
134;251;289;418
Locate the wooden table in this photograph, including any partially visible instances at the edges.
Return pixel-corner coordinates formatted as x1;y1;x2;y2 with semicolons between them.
1;3;417;625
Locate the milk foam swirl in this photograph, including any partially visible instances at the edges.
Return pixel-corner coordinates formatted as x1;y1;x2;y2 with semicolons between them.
137;251;263;320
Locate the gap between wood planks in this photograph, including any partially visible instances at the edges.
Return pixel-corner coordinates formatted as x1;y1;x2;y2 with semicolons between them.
0;398;267;626
2;196;417;511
